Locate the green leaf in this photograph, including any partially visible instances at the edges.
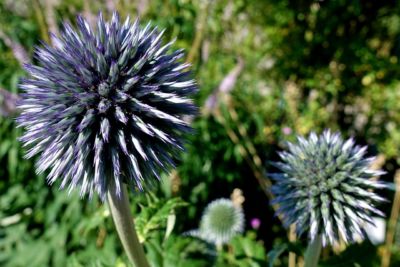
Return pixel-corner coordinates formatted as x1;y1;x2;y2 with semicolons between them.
217;233;267;267
267;243;288;267
135;194;187;242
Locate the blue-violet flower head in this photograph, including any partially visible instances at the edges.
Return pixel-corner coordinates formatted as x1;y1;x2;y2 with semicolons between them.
17;12;197;200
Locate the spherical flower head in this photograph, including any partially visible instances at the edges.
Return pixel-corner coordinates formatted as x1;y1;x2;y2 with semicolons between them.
271;130;386;246
199;198;245;245
17;12;197;200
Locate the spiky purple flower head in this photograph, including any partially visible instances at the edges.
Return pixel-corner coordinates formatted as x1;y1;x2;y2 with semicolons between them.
17;12;197;200
270;130;386;246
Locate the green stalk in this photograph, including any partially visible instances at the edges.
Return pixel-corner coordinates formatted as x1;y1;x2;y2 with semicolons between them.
304;235;322;267
107;184;150;267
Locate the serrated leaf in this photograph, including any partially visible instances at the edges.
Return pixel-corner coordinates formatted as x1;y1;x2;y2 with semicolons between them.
135;195;187;242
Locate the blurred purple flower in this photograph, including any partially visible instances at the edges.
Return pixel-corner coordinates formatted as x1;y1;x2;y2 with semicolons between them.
251;218;261;230
282;127;292;135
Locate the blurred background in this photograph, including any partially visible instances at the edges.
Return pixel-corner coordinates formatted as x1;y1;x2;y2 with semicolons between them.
1;0;400;266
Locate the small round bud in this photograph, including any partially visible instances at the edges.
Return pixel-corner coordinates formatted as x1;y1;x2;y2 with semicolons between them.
198;198;245;245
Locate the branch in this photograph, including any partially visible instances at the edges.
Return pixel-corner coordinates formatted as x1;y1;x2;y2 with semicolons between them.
0;29;30;66
0;88;20;117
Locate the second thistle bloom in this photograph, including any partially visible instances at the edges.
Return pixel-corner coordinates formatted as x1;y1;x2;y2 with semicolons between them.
17;13;197;199
271;130;386;246
198;198;245;245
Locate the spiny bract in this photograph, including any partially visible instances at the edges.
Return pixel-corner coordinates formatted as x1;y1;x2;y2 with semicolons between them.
270;130;386;246
17;12;197;200
198;198;244;245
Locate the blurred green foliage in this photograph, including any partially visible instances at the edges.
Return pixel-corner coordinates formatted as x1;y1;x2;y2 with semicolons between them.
1;0;400;266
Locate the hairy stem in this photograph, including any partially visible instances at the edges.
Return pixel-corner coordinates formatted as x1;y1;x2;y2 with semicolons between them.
107;184;150;267
304;236;322;267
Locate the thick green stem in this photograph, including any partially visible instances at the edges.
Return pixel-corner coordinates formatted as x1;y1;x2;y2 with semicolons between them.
107;184;150;267
304;236;322;267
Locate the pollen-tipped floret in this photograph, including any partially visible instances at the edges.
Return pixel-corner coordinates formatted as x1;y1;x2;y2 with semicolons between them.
17;12;197;200
198;198;245;245
270;130;386;246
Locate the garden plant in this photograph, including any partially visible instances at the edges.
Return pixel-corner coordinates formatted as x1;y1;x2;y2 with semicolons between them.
1;1;400;267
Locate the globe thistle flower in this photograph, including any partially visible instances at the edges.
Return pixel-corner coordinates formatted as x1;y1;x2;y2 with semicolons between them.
270;130;386;246
197;198;245;245
17;12;197;200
